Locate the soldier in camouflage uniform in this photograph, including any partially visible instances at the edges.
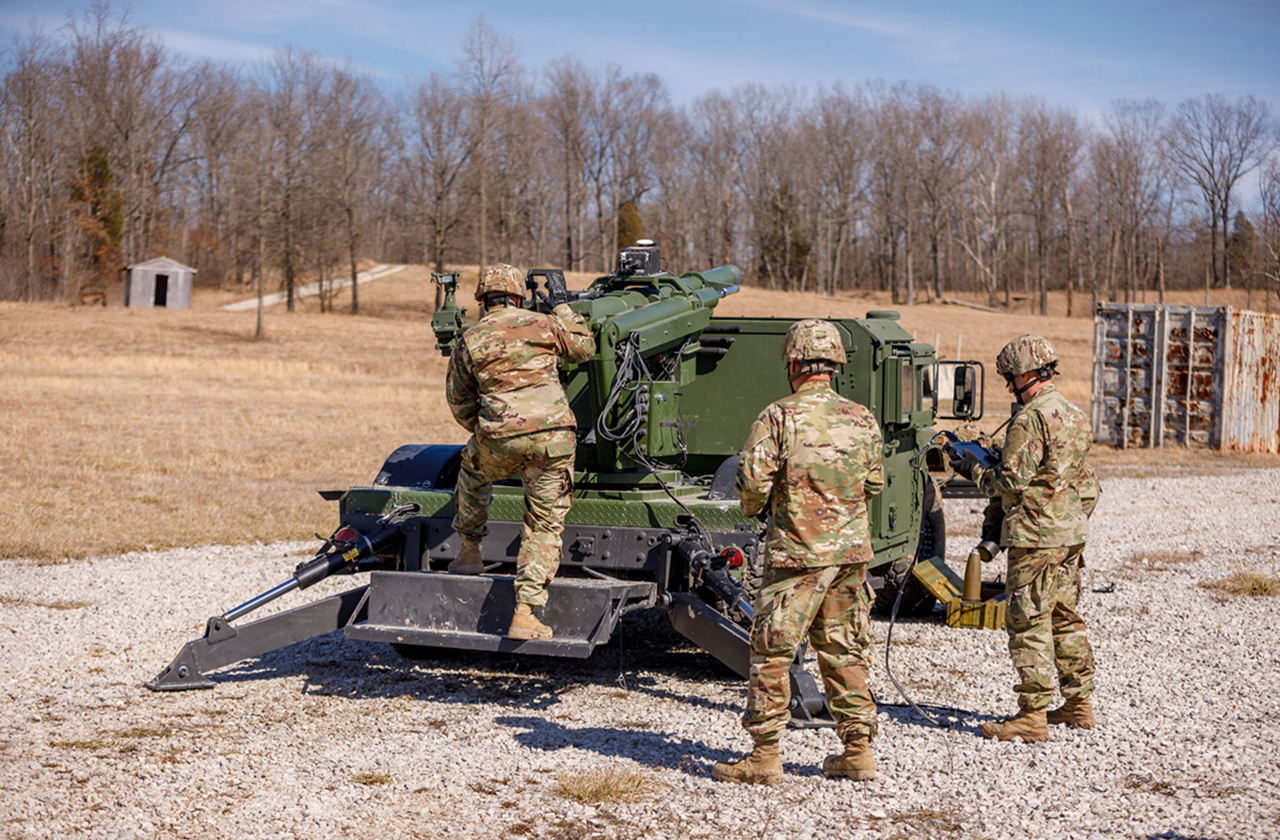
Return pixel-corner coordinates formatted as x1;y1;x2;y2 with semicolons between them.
951;334;1098;740
712;320;884;785
446;264;596;640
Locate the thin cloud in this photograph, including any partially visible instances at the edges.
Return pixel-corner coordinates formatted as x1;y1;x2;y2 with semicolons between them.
212;0;384;29
152;27;274;64
0;9;67;39
744;0;1104;75
751;0;913;37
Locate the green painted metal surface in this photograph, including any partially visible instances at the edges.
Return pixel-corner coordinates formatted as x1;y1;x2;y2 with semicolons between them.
345;484;753;533
428;259;942;570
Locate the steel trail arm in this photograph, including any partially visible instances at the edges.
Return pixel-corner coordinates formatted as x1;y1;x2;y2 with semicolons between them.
146;524;403;691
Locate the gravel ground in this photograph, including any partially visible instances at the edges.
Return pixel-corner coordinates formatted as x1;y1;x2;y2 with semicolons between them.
2;468;1279;840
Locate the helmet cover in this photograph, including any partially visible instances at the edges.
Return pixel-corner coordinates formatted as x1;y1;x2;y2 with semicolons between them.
995;334;1058;377
474;264;525;301
782;319;846;365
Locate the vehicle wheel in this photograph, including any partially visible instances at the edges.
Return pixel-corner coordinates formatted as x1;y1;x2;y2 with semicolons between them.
872;475;944;617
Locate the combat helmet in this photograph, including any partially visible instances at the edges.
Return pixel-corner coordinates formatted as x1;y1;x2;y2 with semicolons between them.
995;334;1058;378
782;319;846;373
475;264;525;302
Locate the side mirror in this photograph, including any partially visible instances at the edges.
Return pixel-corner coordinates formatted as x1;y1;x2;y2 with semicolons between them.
953;365;975;418
934;360;985;421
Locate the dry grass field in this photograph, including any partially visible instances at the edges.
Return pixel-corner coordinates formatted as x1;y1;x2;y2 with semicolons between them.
1;262;1274;560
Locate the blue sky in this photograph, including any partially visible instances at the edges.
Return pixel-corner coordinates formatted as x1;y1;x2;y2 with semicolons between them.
2;0;1278;118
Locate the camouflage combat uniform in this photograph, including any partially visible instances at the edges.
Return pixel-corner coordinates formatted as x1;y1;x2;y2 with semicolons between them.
972;382;1098;713
735;379;885;746
447;301;595;606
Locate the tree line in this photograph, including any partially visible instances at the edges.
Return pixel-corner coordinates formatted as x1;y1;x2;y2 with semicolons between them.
3;7;1279;318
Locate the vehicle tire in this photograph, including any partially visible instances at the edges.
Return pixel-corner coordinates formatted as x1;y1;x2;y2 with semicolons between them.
872;475;944;617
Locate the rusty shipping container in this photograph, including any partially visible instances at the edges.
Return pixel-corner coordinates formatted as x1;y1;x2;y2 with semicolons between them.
1092;304;1280;453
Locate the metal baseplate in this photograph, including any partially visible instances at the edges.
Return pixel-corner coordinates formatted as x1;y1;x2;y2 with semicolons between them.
911;555;1007;631
787;663;837;728
344;570;656;658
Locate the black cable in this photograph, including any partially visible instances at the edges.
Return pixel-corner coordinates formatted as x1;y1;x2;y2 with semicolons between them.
883;547;952;729
596;335;711;549
647;467;717;555
596;335;648;443
881;444;963;729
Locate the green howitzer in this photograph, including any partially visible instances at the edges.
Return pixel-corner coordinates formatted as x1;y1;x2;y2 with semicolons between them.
149;240;985;729
433;244;742;474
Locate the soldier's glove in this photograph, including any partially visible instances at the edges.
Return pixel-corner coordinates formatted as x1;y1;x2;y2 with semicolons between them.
950;449;985;481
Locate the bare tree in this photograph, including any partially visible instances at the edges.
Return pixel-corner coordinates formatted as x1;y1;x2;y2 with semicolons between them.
487;79;546;266
1167;94;1274;289
312;64;386;314
1;26;60;300
914;85;963;300
1092;99;1171;304
543;57;591;270
65;3;201;270
258;46;321;311
644;108;698;268
579;64;625;272
1017;98;1080;314
686;91;744;268
736;84;811;290
230;88;274;337
5;13;1280;313
607;71;667;260
1258;157;1280;311
812;84;868;295
956;93;1016;307
188;64;244;287
865;82;930;304
406;72;475;307
455;16;521;278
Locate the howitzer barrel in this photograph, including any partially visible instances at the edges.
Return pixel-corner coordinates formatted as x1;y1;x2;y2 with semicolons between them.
681;263;743;297
588;264;742;355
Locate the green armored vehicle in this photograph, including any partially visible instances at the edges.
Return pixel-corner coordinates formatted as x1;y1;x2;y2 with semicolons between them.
150;242;982;724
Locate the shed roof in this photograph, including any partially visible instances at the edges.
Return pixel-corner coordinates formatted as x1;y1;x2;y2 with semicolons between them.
127;256;197;274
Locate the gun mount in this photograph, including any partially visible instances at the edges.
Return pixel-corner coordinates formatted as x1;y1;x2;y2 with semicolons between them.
430;270;466;353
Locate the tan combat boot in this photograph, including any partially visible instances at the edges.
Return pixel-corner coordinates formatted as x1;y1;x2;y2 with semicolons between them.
1046;696;1096;729
711;742;784;785
822;738;876;780
508;603;553;640
447;540;484;575
980;709;1049;742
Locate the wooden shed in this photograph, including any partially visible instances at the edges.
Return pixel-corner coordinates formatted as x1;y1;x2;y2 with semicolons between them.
124;257;195;309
